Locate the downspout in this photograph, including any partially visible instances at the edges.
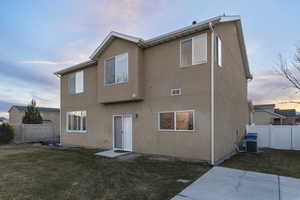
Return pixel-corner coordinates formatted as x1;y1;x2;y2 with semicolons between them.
209;22;215;165
54;73;62;145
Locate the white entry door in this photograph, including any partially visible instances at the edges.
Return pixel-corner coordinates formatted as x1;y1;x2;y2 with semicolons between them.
113;114;132;151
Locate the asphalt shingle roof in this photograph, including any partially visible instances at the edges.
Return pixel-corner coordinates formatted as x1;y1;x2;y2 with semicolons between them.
12;106;59;113
274;109;296;117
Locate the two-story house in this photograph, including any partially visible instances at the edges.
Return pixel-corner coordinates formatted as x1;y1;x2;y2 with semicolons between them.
55;15;252;164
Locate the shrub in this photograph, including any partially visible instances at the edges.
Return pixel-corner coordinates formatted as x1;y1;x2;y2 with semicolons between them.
22;99;43;124
0;123;14;144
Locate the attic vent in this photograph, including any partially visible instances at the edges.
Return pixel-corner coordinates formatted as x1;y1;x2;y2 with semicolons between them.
171;88;182;96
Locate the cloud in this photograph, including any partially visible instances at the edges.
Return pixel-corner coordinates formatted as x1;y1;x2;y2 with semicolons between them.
20;60;59;65
0;100;23;113
249;70;300;110
0;59;60;117
0;112;9;119
0;60;57;87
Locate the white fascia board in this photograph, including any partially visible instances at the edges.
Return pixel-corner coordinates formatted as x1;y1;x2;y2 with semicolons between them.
54;60;96;76
143;16;222;46
219;15;241;22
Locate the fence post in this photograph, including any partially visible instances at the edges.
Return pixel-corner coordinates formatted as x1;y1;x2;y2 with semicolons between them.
291;126;293;150
21;124;24;143
268;125;272;148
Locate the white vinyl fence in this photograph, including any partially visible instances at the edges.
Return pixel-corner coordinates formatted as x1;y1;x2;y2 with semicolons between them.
246;125;300;150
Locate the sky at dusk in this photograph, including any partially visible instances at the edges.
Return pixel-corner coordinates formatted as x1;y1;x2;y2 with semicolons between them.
0;0;300;118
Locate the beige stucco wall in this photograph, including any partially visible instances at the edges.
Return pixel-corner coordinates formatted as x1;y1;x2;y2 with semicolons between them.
60;21;249;161
213;22;249;162
61;30;212;160
97;39;144;103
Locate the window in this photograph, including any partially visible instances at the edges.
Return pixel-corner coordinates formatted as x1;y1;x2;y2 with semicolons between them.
105;53;128;84
171;88;181;96
67;111;87;132
180;33;207;67
215;36;222;67
159;110;194;131
68;71;84;94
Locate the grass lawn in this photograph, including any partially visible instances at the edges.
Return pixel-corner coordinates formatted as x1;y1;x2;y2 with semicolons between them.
0;145;209;200
222;148;300;178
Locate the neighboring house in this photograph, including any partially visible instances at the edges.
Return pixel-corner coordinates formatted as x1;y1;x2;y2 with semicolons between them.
252;104;285;125
0;117;8;124
55;15;252;164
8;106;60;135
274;108;297;125
252;104;297;125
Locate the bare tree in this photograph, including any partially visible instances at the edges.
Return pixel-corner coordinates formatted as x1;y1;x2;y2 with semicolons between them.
278;46;300;90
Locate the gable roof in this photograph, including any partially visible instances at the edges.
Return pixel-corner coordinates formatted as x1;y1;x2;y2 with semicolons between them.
275;109;297;117
90;31;142;60
254;109;286;119
54;60;96;76
0;117;7;121
253;104;275;111
55;15;251;79
9;105;60;113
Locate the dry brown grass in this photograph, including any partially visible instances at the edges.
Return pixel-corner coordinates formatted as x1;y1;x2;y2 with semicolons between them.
0;145;209;200
222;148;300;178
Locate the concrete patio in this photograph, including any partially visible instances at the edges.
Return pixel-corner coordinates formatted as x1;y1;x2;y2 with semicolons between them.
94;150;130;158
171;166;300;200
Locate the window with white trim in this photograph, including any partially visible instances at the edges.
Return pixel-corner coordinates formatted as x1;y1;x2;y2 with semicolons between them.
215;36;222;67
180;33;207;67
67;111;87;132
68;71;84;94
159;110;194;131
105;53;128;84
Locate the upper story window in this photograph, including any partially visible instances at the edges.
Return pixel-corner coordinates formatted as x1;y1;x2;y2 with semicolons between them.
68;71;84;94
180;33;207;67
215;36;222;67
105;53;128;85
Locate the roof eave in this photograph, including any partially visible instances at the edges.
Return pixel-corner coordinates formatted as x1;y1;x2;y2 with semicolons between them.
90;31;142;60
234;20;252;80
141;16;223;48
54;60;97;76
54;15;252;79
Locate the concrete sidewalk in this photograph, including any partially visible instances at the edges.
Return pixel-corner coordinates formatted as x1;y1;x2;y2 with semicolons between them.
171;166;300;200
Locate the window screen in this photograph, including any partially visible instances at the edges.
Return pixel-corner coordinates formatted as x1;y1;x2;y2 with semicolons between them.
115;53;128;83
76;71;84;93
193;34;207;64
